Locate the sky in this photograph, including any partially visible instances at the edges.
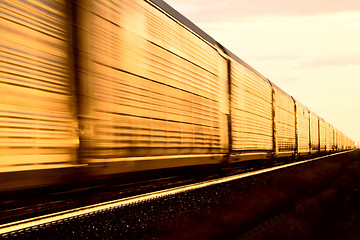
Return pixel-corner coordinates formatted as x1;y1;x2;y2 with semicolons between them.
164;0;360;145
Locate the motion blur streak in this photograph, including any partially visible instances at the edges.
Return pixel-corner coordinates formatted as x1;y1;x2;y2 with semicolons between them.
0;0;78;168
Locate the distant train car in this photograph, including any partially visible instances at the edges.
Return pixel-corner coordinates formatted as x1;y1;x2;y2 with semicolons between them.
272;84;296;157
227;53;273;162
325;122;331;152
310;112;319;154
335;130;341;151
339;131;345;150
295;101;310;156
318;118;326;153
330;124;335;152
332;127;337;151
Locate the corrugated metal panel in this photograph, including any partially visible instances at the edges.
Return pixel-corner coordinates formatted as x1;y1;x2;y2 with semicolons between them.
329;125;334;151
334;127;338;151
339;132;344;150
230;61;273;151
349;137;354;149
146;0;217;47
325;122;331;151
319;118;326;151
296;103;310;154
75;0;227;161
348;138;351;149
310;112;319;152
0;0;78;167
345;136;347;149
274;87;296;153
143;2;221;101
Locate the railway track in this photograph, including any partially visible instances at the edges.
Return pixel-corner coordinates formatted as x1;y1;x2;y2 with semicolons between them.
0;156;282;225
1;150;355;239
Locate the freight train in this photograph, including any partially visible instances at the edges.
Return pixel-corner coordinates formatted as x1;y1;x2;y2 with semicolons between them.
0;0;355;191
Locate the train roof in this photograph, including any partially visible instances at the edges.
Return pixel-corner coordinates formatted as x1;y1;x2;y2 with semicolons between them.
293;98;309;111
148;0;217;46
149;0;270;85
222;47;271;85
269;81;293;99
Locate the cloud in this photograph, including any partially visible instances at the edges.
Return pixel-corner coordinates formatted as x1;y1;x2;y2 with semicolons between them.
252;55;299;61
164;0;360;22
300;55;360;68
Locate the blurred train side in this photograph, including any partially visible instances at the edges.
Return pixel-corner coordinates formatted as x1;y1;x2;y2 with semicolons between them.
0;0;355;191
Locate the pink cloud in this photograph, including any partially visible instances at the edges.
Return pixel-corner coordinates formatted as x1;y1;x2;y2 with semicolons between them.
300;55;360;68
165;0;360;22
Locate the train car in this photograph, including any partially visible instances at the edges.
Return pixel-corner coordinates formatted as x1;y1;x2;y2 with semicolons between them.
338;130;342;151
324;122;329;152
350;138;355;149
227;53;273;162
73;0;230;176
310;112;319;154
344;136;349;150
335;130;342;151
318;118;326;153
271;84;296;157
294;101;310;156
346;137;350;149
329;124;335;152
328;124;334;152
333;126;337;151
339;131;345;150
348;138;353;149
347;138;352;149
332;127;337;151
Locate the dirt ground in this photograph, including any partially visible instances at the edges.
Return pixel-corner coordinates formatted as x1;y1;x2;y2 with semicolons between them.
157;150;360;240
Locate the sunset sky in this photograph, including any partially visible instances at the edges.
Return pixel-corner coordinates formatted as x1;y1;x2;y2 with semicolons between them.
165;0;360;145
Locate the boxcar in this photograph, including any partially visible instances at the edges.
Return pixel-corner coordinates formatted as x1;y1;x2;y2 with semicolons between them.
73;0;230;175
272;84;296;157
228;54;273;161
295;101;310;156
318;118;326;152
310;112;319;153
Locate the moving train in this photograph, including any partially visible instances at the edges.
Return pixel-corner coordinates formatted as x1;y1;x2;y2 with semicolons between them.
0;0;355;191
